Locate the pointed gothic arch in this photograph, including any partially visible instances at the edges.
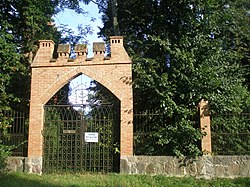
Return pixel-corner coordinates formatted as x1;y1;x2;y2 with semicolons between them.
27;36;133;173
39;66;126;105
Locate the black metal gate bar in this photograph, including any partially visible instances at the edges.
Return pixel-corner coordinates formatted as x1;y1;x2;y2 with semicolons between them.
0;110;28;156
43;104;116;173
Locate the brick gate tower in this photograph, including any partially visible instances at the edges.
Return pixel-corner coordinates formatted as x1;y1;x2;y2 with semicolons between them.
27;36;133;173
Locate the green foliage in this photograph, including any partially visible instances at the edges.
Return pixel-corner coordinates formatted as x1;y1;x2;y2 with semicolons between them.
0;0;57;112
0;21;23;110
0;111;14;174
0;143;12;175
44;107;61;150
99;0;250;156
0;0;95;113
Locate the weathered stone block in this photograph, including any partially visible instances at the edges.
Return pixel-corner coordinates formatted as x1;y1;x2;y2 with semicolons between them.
120;157;131;174
24;157;42;174
145;163;155;174
137;161;146;173
6;157;25;172
164;160;175;175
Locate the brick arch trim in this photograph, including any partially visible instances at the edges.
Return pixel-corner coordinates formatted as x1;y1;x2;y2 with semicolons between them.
28;36;133;167
39;66;123;105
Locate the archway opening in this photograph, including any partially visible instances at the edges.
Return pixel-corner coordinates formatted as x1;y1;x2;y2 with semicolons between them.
43;74;120;173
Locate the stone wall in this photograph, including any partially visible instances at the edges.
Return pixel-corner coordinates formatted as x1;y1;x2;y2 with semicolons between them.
120;156;250;179
6;157;42;174
7;156;250;178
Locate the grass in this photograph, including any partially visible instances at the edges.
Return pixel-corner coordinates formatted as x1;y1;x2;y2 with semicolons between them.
0;172;249;187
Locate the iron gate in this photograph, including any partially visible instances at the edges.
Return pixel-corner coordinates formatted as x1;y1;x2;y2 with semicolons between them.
43;104;119;173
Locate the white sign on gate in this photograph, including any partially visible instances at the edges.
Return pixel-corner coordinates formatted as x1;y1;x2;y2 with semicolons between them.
84;132;99;142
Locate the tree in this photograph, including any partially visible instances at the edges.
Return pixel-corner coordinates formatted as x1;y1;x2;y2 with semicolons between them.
0;0;95;112
99;0;250;156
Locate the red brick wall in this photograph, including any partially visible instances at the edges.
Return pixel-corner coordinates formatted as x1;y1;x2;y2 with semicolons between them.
199;99;212;154
28;36;133;157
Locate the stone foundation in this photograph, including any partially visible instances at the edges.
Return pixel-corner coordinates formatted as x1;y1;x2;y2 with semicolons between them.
24;157;42;174
6;157;42;174
6;157;25;172
6;156;250;178
120;156;250;179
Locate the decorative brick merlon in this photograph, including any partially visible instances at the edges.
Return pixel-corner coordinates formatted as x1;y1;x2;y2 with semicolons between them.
75;44;87;59
110;36;124;46
32;40;54;63
93;42;105;59
38;40;54;48
32;36;131;67
110;36;130;61
57;44;70;58
93;42;105;52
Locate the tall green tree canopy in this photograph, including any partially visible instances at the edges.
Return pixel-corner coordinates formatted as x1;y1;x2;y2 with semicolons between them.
0;0;94;112
99;0;250;156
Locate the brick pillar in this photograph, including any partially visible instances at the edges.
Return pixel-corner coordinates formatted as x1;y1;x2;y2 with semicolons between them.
27;68;44;173
198;99;212;154
28;103;43;157
120;98;133;156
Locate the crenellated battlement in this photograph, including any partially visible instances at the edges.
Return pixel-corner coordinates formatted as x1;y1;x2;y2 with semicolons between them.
32;36;131;67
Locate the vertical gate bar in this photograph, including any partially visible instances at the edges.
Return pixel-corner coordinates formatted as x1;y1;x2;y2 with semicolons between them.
107;107;110;171
93;115;95;171
94;111;97;171
93;114;95;171
70;111;73;171
60;107;63;172
98;107;100;172
74;119;78;171
89;118;91;171
13;110;15;134
22;111;25;156
102;109;106;172
47;109;50;172
57;109;60;172
80;113;83;172
43;109;46;172
47;113;51;173
62;108;65;172
98;128;101;172
101;108;104;172
106;108;109;172
69;115;72;171
98;108;101;171
69;109;71;171
110;105;113;172
45;108;48;172
89;118;92;171
66;110;69;172
85;124;88;171
68;119;70;171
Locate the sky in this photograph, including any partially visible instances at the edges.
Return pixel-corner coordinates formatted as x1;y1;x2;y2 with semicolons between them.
53;2;103;105
53;2;103;57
